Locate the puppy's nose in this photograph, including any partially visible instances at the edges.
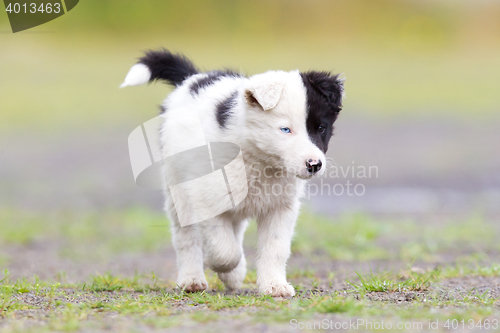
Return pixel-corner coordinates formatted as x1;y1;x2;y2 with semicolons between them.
306;159;322;173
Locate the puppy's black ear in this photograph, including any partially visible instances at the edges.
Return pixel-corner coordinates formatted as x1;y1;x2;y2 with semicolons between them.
301;71;345;108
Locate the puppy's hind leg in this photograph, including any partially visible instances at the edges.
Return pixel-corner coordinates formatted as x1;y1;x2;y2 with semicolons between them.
201;215;245;288
217;219;248;291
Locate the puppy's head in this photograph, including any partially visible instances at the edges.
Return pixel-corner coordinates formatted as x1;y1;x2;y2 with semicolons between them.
244;70;344;179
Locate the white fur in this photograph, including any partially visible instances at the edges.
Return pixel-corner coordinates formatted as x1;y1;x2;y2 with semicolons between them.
120;64;151;88
150;70;326;296
246;78;284;111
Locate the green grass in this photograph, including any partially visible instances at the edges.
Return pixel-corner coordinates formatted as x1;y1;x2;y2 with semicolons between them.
348;269;437;293
348;263;500;295
289;210;498;262
0;208;170;262
1;268;500;332
441;264;500;279
291;212;389;261
0;208;497;265
88;272;152;292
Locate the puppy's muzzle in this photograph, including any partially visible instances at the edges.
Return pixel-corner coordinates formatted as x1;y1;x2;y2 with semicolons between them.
305;159;322;174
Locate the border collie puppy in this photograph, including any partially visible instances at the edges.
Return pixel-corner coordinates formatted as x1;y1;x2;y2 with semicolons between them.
122;50;344;297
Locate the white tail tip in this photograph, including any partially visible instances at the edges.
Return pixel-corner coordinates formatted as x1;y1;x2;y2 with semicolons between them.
120;63;151;88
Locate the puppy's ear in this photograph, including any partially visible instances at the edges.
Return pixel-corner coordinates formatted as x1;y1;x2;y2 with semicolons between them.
245;82;284;111
301;71;345;107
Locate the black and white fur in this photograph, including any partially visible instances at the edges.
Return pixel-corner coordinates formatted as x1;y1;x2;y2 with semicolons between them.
122;50;344;297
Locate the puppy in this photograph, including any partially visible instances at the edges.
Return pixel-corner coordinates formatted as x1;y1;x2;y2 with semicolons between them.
122;50;344;297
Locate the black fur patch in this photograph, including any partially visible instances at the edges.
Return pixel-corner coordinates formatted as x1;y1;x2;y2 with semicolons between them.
301;71;344;153
159;105;166;114
139;49;198;87
216;91;238;128
190;70;241;95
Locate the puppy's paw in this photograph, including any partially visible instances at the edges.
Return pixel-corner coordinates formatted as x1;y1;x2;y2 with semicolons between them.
218;256;247;291
178;276;208;292
260;282;295;297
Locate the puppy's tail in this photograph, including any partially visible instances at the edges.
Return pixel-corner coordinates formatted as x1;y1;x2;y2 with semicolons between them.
120;49;199;88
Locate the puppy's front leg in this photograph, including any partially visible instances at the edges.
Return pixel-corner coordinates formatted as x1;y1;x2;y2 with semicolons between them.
256;205;299;297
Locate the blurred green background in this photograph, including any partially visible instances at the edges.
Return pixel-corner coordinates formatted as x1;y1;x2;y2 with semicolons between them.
1;0;499;213
1;0;500;135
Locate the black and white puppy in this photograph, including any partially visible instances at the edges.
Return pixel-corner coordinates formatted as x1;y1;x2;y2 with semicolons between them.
122;50;344;297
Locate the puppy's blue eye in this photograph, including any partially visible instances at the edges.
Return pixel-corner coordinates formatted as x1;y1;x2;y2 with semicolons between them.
280;127;291;134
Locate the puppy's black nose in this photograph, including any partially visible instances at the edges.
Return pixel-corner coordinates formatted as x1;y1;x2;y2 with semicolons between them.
306;159;322;173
